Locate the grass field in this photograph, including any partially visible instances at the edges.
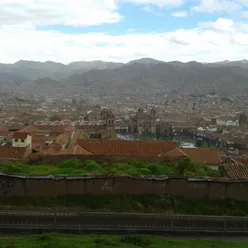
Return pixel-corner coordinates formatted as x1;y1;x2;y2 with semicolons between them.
0;234;247;248
0;158;222;177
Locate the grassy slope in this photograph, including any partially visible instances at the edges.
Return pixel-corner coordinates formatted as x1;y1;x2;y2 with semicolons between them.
0;158;222;177
0;234;247;248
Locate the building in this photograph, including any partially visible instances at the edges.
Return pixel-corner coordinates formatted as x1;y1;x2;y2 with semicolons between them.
130;108;172;136
12;132;32;148
0;132;32;161
216;116;239;127
239;112;248;128
130;108;157;134
100;108;115;128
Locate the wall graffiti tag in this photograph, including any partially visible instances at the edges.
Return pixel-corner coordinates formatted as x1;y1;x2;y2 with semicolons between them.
101;181;112;193
0;176;15;195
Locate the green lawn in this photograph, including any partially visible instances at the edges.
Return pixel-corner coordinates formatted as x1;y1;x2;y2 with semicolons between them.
0;234;247;248
0;158;222;178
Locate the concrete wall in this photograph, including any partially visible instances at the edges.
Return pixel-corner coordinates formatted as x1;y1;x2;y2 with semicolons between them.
1;174;248;201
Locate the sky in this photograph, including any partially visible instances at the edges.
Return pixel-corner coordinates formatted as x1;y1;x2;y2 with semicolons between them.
1;0;248;63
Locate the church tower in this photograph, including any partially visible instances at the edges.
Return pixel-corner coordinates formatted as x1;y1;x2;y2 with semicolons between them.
150;108;157;134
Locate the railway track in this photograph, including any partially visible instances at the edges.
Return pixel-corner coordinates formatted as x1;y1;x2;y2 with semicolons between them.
0;211;248;235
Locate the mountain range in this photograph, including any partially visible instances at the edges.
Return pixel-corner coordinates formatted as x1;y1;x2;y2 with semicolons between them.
1;58;248;97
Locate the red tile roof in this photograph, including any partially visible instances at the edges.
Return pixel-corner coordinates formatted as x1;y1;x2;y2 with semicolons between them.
77;140;177;157
163;148;188;161
181;148;222;165
164;148;222;165
0;131;13;138
223;158;248;179
12;132;30;139
0;147;30;160
57;145;93;155
19;125;38;134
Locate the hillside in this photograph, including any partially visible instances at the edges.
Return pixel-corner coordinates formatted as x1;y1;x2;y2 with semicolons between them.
1;58;248;96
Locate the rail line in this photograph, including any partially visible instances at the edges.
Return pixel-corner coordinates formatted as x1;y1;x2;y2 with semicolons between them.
0;211;248;235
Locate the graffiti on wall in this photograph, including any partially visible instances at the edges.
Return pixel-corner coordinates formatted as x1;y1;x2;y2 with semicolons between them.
101;181;112;193
0;176;15;195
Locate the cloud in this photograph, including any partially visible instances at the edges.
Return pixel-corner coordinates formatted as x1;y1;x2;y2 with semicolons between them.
0;0;184;29
0;0;122;27
171;11;188;17
200;18;235;32
1;18;248;64
241;11;248;18
119;0;183;8
192;0;241;13
143;5;163;15
0;1;248;64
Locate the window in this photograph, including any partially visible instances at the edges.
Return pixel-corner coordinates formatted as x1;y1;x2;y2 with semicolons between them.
21;139;25;143
15;139;18;142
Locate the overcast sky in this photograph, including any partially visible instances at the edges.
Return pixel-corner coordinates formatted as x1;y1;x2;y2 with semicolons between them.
1;0;248;63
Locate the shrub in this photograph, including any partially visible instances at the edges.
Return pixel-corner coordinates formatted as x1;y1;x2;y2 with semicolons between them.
94;237;119;247
60;158;80;169
120;236;152;247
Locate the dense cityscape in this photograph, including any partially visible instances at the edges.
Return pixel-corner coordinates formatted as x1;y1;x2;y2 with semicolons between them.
2;0;248;247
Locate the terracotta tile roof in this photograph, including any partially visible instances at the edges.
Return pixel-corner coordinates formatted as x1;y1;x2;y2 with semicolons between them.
0;131;13;137
0;147;30;160
163;148;188;161
57;145;93;155
180;148;222;165
77;140;177;157
54;133;70;147
0;126;9;132
34;125;74;134
19;125;38;134
164;148;222;165
41;145;62;155
223;158;248;179
12;132;30;139
8;124;24;131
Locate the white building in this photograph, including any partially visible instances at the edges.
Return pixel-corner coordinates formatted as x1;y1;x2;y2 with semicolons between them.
12;132;32;148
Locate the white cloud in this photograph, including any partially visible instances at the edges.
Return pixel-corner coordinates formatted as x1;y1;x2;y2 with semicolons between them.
0;0;122;27
143;5;163;15
0;0;184;29
118;0;183;8
171;11;188;17
241;11;248;18
1;18;248;64
0;0;248;64
192;0;241;13
200;18;235;32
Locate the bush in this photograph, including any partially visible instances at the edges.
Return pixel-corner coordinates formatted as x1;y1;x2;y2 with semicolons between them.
60;159;80;169
94;237;119;247
120;236;152;247
85;160;104;174
2;165;22;174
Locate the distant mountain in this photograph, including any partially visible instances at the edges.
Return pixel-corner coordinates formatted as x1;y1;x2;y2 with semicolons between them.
1;58;248;96
0;59;124;84
62;60;248;96
207;59;248;69
127;58;164;65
